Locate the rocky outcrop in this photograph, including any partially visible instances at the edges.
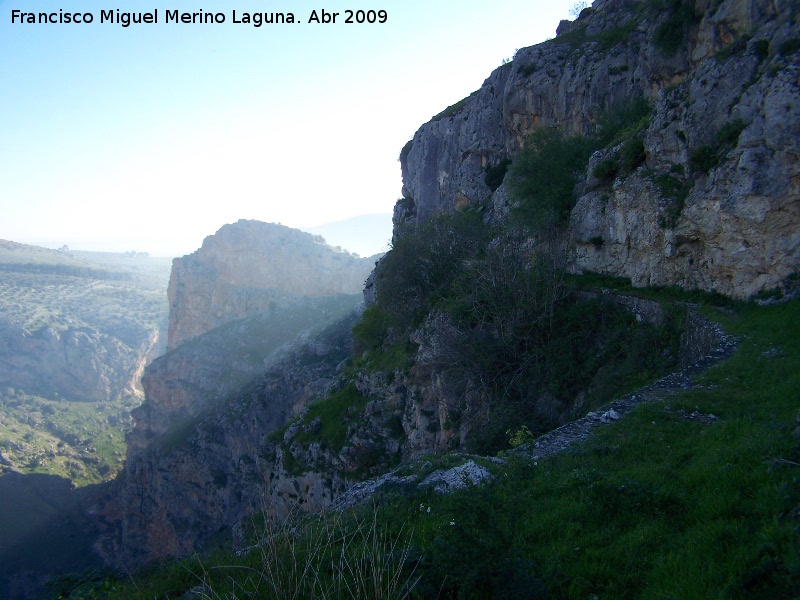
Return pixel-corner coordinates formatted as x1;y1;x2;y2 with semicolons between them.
571;20;800;297
167;220;377;350
106;221;374;566
0;323;153;402
398;0;799;299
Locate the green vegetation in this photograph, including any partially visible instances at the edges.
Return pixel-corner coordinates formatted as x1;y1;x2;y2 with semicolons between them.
690;144;721;172
367;211;683;455
294;384;369;450
0;390;136;486
620;137;646;172
509;96;652;227
593;156;619;182
716;118;747;146
508;127;595;226
690;118;747;174
372;211;489;329
519;61;538;77
0;244;171;484
64;508;418;600
652;0;700;56
0;243;169;347
68;297;800;599
753;39;770;60
654;172;693;228
779;37;800;55
557;21;636;52
431;90;479;122
715;34;752;61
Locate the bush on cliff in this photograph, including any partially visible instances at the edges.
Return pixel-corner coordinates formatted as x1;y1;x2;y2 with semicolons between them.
508;96;652;227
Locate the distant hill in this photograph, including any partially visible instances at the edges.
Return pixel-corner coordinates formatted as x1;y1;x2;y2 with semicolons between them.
301;213;392;257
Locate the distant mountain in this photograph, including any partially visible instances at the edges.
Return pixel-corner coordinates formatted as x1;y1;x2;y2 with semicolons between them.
167;219;377;350
301;213;392;257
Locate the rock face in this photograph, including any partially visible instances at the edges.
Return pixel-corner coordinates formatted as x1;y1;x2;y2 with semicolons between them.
97;316;356;567
0;323;151;402
167;220;377;350
398;0;799;298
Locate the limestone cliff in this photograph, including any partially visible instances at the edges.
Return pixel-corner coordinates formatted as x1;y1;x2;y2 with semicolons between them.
167;220;377;350
105;221;372;566
398;0;799;298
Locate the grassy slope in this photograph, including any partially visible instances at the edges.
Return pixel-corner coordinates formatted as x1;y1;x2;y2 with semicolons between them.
66;297;800;598
389;299;800;598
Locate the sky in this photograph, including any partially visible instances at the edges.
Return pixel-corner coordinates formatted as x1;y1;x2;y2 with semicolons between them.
1;0;583;257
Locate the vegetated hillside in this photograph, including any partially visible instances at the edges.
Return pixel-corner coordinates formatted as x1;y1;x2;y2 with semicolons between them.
0;243;171;600
70;0;800;594
0;240;171;485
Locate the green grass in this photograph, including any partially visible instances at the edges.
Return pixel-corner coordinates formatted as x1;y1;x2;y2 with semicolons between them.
431;90;479;121
294;383;370;450
0;391;137;486
368;298;800;597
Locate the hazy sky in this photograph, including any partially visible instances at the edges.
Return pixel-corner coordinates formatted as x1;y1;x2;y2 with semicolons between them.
1;0;581;256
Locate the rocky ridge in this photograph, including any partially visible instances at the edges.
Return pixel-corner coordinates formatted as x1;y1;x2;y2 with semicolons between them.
398;0;799;298
96;315;357;567
103;221;373;566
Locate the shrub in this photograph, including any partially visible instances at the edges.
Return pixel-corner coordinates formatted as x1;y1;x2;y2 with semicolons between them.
654;173;693;228
595;96;653;147
690;144;720;173
519;61;538;77
621;137;646;172
753;39;770;60
352;305;392;351
509;96;652;226
779;38;800;55
373;211;489;329
508;127;594;226
652;0;700;56
716;118;746;146
593;157;620;182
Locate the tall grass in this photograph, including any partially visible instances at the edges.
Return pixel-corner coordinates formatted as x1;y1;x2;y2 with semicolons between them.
66;506;419;599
